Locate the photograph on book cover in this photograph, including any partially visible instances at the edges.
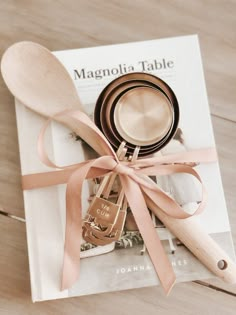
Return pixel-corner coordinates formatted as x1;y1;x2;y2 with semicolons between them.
15;35;235;301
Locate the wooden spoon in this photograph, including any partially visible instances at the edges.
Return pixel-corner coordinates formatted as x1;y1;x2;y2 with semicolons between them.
1;41;113;156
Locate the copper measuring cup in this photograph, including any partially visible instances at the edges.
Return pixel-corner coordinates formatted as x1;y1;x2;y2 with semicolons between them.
94;72;179;156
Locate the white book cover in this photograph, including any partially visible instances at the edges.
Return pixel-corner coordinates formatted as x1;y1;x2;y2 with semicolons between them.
14;35;235;302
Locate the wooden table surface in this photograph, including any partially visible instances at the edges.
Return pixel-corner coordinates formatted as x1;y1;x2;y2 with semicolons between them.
0;1;236;314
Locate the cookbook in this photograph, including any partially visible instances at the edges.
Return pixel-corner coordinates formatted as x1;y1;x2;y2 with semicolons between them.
14;35;235;301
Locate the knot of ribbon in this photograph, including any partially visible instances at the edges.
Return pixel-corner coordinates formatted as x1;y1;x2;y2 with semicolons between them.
21;109;218;295
113;162;135;175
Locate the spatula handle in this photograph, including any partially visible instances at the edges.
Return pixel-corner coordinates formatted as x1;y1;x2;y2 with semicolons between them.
146;195;236;283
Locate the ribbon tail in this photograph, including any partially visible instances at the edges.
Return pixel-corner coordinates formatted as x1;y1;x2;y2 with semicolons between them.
120;175;176;295
61;161;95;291
61;156;117;290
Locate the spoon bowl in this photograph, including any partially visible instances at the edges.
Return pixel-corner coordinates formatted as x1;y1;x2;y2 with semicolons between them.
1;41;83;116
1;41;113;156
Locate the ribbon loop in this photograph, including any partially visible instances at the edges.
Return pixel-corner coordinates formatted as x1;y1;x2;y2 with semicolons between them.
113;162;134;176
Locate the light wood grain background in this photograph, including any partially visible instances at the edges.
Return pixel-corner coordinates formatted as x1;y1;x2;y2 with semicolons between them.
0;1;236;314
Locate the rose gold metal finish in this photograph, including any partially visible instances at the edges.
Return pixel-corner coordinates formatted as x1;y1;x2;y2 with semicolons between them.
113;86;173;146
94;72;179;156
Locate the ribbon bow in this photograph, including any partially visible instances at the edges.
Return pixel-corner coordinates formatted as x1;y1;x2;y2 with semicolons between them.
22;110;217;295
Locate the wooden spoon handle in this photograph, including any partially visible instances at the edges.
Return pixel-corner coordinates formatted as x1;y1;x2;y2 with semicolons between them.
56;113;113;156
146;195;236;283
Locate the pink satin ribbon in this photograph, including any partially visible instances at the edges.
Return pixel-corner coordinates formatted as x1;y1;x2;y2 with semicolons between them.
22;110;218;295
